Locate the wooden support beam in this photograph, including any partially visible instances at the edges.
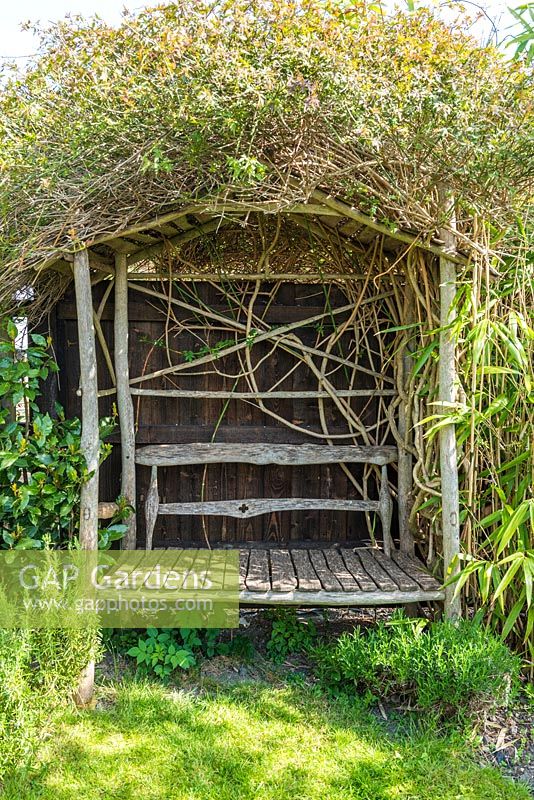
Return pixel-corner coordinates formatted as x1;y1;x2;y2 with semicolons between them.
114;253;137;549
438;195;461;619
378;465;394;558
74;249;100;549
72;248;99;706
311;188;468;266
145;466;159;551
126;272;376;282
125;388;396;400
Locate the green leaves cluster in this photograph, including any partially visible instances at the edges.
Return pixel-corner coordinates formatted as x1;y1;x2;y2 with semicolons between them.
267;609;318;663
124;627;246;679
0;0;531;312
0;326;86;549
127;628;198;678
0;321;120;549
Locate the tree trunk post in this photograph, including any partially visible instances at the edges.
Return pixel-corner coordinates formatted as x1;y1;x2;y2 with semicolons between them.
72;248;99;705
114;253;137;549
438;196;462;620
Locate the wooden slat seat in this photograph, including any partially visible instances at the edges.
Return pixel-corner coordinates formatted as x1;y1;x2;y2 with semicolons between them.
157;545;444;606
237;545;444;606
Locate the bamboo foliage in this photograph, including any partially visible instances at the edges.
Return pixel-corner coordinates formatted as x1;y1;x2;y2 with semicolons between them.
422;224;534;664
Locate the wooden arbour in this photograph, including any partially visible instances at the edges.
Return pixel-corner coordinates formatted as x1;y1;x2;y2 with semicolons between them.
53;198;460;631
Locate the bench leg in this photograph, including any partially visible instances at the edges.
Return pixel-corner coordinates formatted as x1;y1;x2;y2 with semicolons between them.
145;465;159;550
379;465;394;557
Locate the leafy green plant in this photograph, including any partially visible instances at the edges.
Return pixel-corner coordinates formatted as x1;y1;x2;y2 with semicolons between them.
313;613;520;714
127;628;197;678
267;609;317;663
0;321;121;549
121;627;256;678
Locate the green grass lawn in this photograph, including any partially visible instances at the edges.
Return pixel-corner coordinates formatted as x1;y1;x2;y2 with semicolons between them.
2;679;529;800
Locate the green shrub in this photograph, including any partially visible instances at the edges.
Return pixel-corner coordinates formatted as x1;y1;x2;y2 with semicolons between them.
313;613;520;714
267;609;318;664
0;627;102;779
0;319;128;549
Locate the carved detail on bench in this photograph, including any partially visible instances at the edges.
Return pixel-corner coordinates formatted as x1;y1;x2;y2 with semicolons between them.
158;498;380;519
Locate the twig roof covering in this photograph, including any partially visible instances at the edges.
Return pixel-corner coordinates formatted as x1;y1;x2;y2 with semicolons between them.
0;0;532;314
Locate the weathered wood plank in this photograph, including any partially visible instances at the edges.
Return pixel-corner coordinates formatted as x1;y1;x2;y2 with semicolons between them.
158;498;379;518
114;252;137;549
145;465;159;551
239;549;249;591
355;548;398;592
240;588;445;606
372;549;419;591
136;443;397;467
270;549;298;592
127;388;396;399
323;549;360;591
339;549;378;592
391;551;442;591
308;549;343;592
291;549;322;592
246;549;271;592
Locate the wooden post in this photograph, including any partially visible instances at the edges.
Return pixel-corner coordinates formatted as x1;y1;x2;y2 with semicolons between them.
397;282;415;555
72;248;99;705
378;465;394;558
438;197;461;619
114;253;137;549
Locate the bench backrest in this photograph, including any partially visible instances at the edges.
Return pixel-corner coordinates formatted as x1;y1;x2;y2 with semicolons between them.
136;443;397;555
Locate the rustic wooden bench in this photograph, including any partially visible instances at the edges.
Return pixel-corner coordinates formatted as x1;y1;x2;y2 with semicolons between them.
135;443;397;553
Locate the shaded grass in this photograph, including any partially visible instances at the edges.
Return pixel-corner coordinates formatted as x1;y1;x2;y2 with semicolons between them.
2;680;529;800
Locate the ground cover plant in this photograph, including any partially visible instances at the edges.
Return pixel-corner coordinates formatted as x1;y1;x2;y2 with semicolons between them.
1;679;530;800
313;613;521;714
106;627;256;680
266;609;318;663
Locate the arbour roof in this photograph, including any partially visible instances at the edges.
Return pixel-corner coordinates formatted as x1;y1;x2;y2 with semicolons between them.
0;0;531;314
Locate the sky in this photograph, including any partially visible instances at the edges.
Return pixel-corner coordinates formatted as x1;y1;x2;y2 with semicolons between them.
0;1;519;63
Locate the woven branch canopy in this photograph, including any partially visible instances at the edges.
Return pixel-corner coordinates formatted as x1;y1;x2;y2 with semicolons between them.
0;0;532;315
